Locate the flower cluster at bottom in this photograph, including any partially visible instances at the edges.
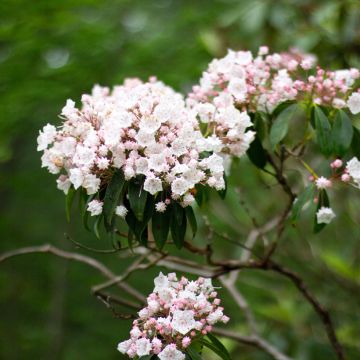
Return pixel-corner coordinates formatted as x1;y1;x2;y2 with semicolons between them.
117;272;229;359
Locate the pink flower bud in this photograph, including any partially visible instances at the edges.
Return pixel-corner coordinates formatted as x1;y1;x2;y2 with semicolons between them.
341;173;351;182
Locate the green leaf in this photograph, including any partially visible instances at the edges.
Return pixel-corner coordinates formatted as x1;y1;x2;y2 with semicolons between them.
206;334;232;360
271;100;296;117
125;195;154;244
128;176;148;222
270;104;298;149
152;210;170;249
103;169;125;229
332;109;353;156
93;215;103;240
291;184;316;223
170;204;187;249
65;186;76;222
195;184;209;207
246;133;267;169
313;189;330;234
200;338;232;360
139;355;154;360
186;345;204;360
351;127;360;157
185;206;197;238
314;107;332;156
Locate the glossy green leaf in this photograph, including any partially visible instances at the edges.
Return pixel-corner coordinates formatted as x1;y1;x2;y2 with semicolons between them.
332;109;353;156
103;169;125;229
314;107;332;156
351;127;360;157
291;184;316;223
65;186;76;222
170;204;187;249
186;345;204;360
270;104;298;149
185;206;197;238
152;210;170;249
128;176;147;222
246;133;267;169
93;215;102;240
206;333;232;360
200;338;232;360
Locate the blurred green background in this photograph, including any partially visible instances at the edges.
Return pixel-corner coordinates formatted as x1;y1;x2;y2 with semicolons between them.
1;0;360;359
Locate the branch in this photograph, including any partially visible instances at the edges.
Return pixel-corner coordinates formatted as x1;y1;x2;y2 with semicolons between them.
0;244;146;303
213;328;293;360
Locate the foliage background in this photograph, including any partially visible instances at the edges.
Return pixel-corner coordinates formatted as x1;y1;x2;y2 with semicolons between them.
0;0;359;359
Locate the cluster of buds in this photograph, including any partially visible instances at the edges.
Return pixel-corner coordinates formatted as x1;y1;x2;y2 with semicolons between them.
309;157;360;224
37;78;227;215
117;272;229;360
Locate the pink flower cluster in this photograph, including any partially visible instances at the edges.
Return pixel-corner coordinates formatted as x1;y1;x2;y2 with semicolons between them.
37;78;226;213
187;47;360;156
117;272;229;360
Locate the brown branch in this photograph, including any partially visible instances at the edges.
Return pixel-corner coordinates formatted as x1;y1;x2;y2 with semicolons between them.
213;328;292;360
0;244;146;303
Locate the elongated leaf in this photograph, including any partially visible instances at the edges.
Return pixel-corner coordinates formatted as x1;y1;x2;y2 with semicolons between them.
82;193;95;231
332;110;353;156
314;189;330;234
271;100;296;117
125;195;154;244
195;184;209;207
314;107;332;156
185;206;197;238
207;333;232;360
152;210;170;249
65;186;76;222
270;104;298;149
351;127;360;157
103;169;125;228
128;176;147;222
246;133;267;169
200;338;232;360
291;184;315;223
93;215;103;240
170;205;187;249
186;345;204;360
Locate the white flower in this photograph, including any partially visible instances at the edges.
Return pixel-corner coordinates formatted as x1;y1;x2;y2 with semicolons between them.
207;308;224;325
171;310;196;335
347;92;360;114
115;205;128;218
158;344;185;360
228;78;247;100
315;176;332;189
171;178;190;196
346;157;360;185
56;176;72;194
87;199;103;216
155;201;167;213
117;339;132;354
69;168;84;189
135;338;152;357
154;272;169;292
83;174;101;195
37;124;57;151
316;207;336;224
144;177;163;195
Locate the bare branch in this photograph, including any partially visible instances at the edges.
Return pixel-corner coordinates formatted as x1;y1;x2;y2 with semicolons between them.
0;244;146;303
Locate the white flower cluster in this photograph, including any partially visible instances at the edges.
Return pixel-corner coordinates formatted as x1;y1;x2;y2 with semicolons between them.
316;207;336;224
117;272;229;360
37;78;225;212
